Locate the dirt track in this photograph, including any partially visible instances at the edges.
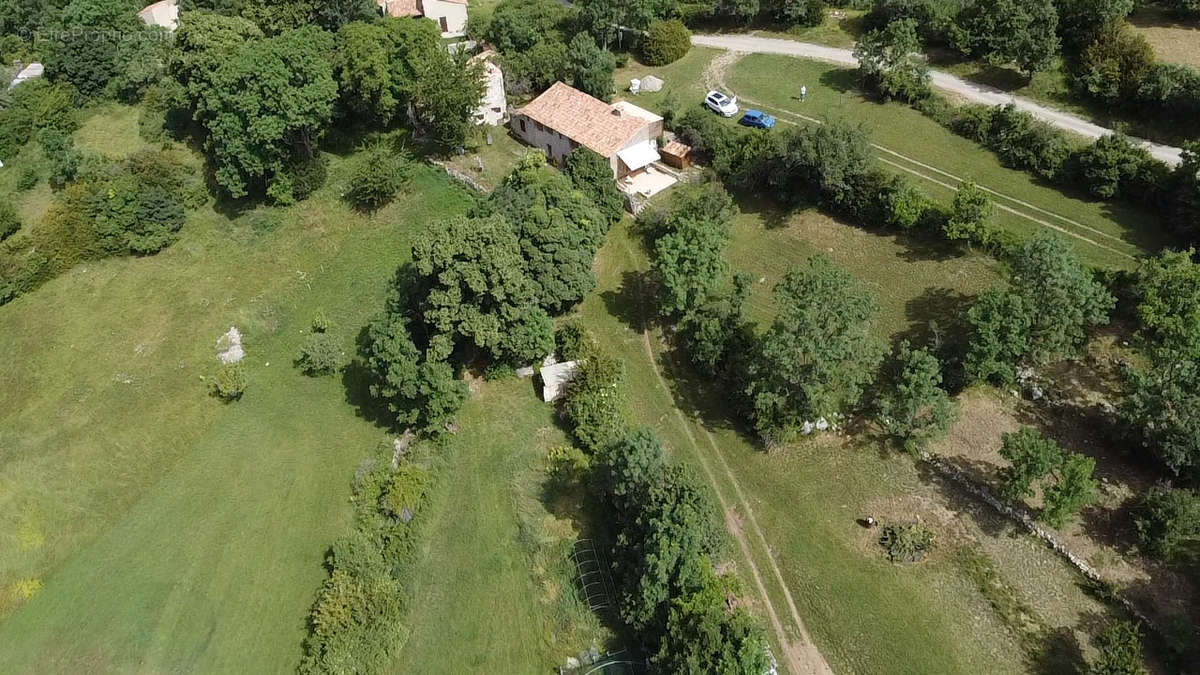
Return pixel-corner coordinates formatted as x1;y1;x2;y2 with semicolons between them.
692;33;1183;167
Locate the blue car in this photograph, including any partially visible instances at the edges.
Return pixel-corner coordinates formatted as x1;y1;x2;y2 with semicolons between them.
739;109;776;129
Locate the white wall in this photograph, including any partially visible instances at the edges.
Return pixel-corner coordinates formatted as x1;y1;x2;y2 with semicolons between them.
512;115;579;167
474;62;507;126
422;0;468;37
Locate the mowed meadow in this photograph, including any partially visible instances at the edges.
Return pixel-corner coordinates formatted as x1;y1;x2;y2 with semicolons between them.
0;107;479;670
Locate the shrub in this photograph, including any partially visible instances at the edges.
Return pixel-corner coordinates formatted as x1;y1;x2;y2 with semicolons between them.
879;522;934;562
775;0;827;26
1135;486;1200;562
943;179;994;245
1074;133;1155;200
213;361;248;400
0;203;20;241
16;166;39;191
563;346;630;452
311;310;331;333
643;19;691;66
297;333;342;376
38;127;80;188
1091;621;1147;675
268;152;328;205
345;143;413;210
555;320;596;361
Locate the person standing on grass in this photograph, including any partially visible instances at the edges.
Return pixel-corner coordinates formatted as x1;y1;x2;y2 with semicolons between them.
801;85;807;101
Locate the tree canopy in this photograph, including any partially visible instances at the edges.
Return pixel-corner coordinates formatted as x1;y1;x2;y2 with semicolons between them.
855;18;932;103
954;0;1061;74
479;153;608;313
748;254;885;444
180;24;337;200
411;214;555;365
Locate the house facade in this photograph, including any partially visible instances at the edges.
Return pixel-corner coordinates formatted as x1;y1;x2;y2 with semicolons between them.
511;82;664;180
377;0;467;37
471;51;507;126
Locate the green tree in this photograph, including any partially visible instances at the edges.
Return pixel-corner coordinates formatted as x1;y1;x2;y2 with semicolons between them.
653;562;771;674
855;19;932;103
313;0;377;31
773;0;827;26
1053;0;1134;52
579;0;622;49
564;347;631;452
1090;621;1147;675
1075;133;1155;199
1135;486;1200;561
297;333;342;376
944;179;995;245
1075;23;1154;105
594;428;721;635
187;26;337;201
362;311;469;433
568;32;617;101
411;48;485;150
45;0;144;98
1042;452;1097;527
1121;352;1200;477
564;146;625;225
345;142;413;211
748;255;885;444
653;213;731;319
876;340;956;454
412;215;555;364
1134;249;1200;357
485;0;573;53
333;19;433;125
644;19;692;66
998;426;1064;501
171;11;263;103
955;0;1061;75
1010;233;1115;362
480;153;607;313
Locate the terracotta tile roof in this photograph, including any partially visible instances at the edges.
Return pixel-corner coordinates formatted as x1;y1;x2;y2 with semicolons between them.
661;140;691;158
378;0;421;17
517;82;651;158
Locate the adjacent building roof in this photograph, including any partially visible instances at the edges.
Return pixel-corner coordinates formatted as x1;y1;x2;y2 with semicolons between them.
7;62;44;91
378;0;421;17
517;82;655;158
540;360;580;402
377;0;466;17
617;143;661;172
137;0;179;31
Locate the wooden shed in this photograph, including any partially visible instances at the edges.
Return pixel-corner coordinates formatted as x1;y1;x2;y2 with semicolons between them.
660;140;692;170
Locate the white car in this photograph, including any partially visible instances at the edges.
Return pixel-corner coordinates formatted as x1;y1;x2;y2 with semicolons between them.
705;90;739;117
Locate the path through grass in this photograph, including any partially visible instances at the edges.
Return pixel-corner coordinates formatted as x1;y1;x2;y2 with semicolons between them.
722;54;1164;268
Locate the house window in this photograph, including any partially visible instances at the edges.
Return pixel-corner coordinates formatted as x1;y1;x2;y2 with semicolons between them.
439;16;448;32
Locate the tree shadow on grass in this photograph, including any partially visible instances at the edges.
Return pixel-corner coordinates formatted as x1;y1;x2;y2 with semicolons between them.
818;67;860;95
340;325;396;431
914;458;1019;539
1028;626;1086;675
601;269;652;334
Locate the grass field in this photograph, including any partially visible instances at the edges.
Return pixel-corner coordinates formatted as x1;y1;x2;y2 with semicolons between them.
576;210;1132;673
726;203;1002;335
1130;5;1200;70
393;378;612;672
723;53;1166;268
0;116;481;669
